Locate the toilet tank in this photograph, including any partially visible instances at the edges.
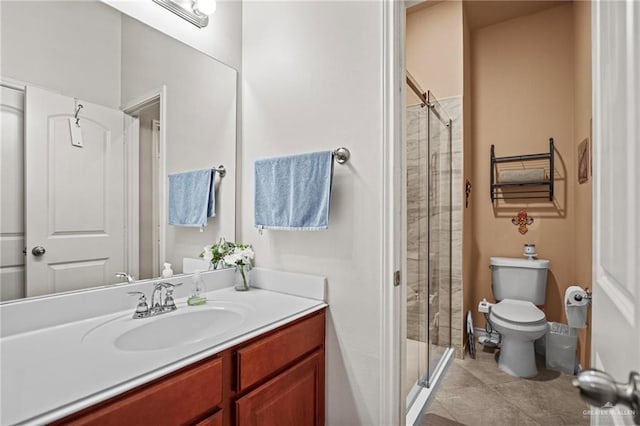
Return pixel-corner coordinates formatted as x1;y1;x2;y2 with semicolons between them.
490;257;550;305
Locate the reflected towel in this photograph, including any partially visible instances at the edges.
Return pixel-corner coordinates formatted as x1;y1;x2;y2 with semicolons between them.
254;151;333;230
168;168;215;227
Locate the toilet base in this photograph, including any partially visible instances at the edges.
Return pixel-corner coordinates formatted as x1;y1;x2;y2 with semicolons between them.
498;338;538;378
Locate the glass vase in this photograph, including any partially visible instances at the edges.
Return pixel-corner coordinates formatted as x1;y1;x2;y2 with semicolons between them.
234;264;252;291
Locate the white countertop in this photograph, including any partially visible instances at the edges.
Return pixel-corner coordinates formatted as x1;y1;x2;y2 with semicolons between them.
1;270;326;425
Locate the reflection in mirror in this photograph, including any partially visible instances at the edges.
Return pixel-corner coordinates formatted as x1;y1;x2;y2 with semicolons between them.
0;1;237;301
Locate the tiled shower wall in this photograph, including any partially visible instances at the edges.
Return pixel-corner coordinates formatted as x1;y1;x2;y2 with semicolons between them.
406;105;427;343
406;96;463;357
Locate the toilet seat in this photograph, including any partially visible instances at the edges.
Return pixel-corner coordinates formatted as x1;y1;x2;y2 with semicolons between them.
491;299;546;325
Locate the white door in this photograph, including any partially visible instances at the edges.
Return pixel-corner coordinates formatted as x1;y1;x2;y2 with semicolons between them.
25;86;127;296
591;0;640;423
0;86;25;300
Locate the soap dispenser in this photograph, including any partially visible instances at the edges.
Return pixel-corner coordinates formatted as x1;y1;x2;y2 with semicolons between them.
187;271;207;306
162;262;173;278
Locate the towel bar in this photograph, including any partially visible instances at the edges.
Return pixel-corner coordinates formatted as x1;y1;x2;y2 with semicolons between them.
214;165;226;178
332;147;351;164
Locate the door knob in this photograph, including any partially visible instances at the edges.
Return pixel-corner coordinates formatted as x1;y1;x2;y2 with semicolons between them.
573;369;640;423
31;246;46;256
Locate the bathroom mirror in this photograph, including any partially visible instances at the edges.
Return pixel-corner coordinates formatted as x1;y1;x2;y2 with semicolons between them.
0;1;237;301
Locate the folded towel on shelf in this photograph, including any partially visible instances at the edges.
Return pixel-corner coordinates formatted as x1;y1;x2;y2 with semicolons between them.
168;168;216;227
497;168;546;184
254;151;333;230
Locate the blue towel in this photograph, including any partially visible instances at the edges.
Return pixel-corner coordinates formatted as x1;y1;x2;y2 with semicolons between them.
254;151;333;230
168;168;216;227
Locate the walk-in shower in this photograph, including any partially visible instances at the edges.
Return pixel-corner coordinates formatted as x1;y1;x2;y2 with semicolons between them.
405;72;454;411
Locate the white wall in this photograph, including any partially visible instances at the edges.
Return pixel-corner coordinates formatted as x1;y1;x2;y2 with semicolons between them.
241;2;385;423
121;15;237;273
0;1;122;108
102;0;242;70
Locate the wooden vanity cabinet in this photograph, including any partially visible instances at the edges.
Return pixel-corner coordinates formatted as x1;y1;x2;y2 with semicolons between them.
234;310;325;426
55;308;326;426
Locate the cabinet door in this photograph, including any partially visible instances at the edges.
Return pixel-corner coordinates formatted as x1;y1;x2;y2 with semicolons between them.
236;351;324;426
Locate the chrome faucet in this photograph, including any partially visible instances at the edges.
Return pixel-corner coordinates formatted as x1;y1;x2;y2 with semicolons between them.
128;282;182;319
151;282;179;313
115;272;135;284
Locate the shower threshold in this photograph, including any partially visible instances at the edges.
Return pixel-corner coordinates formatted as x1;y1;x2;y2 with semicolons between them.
406;347;455;426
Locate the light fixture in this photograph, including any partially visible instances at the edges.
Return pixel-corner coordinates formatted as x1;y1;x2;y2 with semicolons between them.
195;0;216;15
152;0;216;28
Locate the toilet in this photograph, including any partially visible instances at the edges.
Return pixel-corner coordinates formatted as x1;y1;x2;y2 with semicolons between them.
488;257;550;378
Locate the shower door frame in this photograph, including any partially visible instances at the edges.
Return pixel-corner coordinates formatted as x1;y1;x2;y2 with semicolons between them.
404;80;454;411
423;90;453;388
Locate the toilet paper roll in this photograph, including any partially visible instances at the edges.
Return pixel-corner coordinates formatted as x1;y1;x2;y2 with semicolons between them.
565;286;588;328
565;286;589;307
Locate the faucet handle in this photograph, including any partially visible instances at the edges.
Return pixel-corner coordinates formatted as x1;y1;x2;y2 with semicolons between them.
160;283;182;310
116;272;135;284
128;291;149;317
163;288;177;311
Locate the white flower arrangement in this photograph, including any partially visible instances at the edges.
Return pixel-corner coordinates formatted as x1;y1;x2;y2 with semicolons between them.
223;244;254;267
200;240;254;289
200;237;234;270
223;243;254;291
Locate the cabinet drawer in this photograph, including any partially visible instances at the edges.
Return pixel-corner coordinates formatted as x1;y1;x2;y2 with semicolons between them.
61;357;223;426
236;311;325;391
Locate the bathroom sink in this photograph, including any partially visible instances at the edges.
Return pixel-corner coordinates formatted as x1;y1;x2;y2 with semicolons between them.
115;308;243;351
83;303;248;352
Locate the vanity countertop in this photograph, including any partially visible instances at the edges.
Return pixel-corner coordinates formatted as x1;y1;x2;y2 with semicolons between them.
1;283;326;425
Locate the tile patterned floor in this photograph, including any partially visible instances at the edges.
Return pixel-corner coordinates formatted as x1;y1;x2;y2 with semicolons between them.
424;344;591;426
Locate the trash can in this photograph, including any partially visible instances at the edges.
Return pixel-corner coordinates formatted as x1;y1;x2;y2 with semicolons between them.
545;322;578;374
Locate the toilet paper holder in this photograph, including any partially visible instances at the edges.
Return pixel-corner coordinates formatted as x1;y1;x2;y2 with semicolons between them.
571;287;592;304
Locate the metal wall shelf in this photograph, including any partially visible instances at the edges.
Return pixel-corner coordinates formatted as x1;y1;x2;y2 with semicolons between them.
490;138;554;201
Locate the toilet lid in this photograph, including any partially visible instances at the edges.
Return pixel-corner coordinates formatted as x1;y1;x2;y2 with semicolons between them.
492;299;545;324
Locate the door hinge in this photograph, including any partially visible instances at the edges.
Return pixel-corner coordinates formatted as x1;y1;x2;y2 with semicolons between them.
394;270;401;287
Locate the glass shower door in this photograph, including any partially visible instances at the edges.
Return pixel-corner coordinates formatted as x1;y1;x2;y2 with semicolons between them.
405;89;452;408
405;101;428;404
425;91;452;383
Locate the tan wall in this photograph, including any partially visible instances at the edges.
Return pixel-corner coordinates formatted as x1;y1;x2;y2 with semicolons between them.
406;1;464;103
572;0;592;368
469;4;579;336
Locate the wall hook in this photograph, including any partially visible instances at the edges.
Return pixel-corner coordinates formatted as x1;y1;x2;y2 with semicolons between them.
74;103;84;126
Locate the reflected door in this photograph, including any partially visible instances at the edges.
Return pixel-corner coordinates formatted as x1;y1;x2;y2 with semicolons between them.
0;86;25;300
25;86;126;296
